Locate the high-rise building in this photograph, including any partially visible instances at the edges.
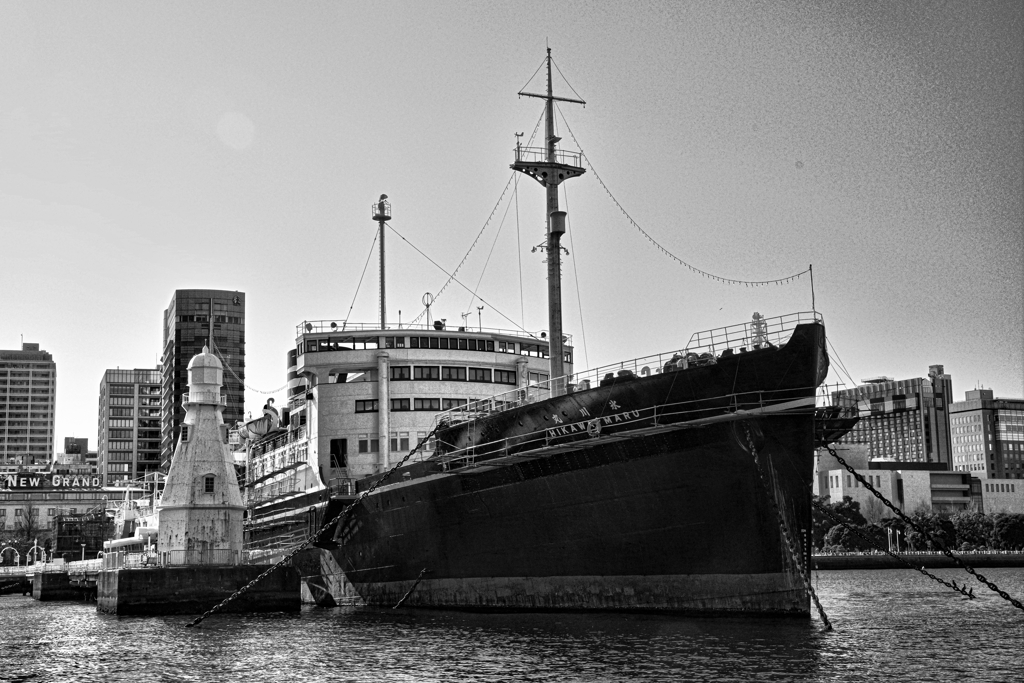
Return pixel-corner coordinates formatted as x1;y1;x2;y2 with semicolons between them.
97;369;162;486
0;343;56;467
160;289;245;468
63;436;96;472
949;389;1024;480
832;365;953;465
64;437;88;455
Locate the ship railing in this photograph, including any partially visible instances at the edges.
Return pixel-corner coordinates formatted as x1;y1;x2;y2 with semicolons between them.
434;389;820;470
684;311;822;358
296;319;564;343
433;312;823;428
328;477;357;496
513;145;584;169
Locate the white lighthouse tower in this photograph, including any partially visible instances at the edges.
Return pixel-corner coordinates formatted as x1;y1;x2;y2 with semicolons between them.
157;346;244;562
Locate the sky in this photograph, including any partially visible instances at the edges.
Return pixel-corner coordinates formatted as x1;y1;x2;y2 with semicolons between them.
0;1;1021;452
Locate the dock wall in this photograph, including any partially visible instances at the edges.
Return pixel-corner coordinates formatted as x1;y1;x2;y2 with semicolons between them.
814;552;1024;570
96;565;300;615
32;572;79;601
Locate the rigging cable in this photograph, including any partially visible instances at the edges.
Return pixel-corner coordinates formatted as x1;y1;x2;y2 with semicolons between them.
561;181;590;370
407;108;545;326
551;57;585;105
555;105;811;287
387;222;541;339
825;338;857;388
519;55;547;94
462;173;520;320
345;230;379;330
515;173;524;329
209;339;289;396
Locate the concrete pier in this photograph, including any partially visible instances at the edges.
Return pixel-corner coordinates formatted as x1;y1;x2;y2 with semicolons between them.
32;571;79;601
96;565;300;615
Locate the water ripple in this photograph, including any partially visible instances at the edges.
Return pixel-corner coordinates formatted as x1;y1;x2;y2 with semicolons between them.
1;568;1021;682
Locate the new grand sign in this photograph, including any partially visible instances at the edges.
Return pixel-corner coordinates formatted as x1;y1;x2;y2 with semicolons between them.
2;473;102;489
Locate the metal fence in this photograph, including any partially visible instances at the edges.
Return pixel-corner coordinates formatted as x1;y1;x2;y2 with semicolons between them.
102;548;245;569
433;311;824;428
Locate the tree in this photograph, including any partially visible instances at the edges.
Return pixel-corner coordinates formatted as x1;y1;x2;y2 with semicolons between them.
951;511;993;550
10;502;51;561
862;496;889;524
990;514;1024;551
812;495;868;549
904;512;956;551
823;523;887;552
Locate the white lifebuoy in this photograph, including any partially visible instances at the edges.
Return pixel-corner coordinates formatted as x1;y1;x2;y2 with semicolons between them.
587;419;602;437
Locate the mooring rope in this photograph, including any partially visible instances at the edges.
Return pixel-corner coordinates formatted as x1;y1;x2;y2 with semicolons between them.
393;567;430;609
744;424;833;631
825;445;1024;612
813;500;973;599
185;424;443;627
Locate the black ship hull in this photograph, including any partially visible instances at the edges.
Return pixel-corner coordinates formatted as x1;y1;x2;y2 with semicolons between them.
329;322;830;614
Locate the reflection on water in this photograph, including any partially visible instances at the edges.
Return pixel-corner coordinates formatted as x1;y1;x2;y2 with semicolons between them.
2;569;1022;682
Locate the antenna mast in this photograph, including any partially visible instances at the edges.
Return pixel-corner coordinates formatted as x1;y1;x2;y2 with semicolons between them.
372;195;392;329
512;49;586;395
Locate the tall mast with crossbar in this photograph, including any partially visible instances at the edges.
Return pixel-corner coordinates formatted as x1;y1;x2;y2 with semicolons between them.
512;49;586;395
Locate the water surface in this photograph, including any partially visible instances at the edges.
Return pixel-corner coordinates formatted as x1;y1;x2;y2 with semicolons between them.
2;568;1022;682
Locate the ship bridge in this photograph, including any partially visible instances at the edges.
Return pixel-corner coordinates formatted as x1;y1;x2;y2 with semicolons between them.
285;320;570;495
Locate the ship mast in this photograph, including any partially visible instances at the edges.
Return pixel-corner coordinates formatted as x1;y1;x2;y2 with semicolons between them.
512;49;586;395
372;195;391;329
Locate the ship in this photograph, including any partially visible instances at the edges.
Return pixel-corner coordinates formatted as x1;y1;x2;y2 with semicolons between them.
242;50;855;614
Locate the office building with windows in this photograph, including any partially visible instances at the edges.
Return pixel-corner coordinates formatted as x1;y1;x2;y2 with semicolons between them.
97;368;162;486
831;365;953;466
949;389;1024;480
160;289;245;468
0;343;56;467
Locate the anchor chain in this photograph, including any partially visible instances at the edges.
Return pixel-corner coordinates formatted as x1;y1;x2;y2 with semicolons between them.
812;500;973;599
825;445;1024;612
744;425;833;631
393;567;430;609
186;425;443;628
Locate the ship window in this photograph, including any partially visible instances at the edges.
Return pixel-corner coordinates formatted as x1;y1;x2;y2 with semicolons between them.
413;366;440;381
495;370;516;385
442;367;466;381
458;338;468;350
468;368;491;383
442;398;467;410
329;439;347;468
180;426;189;442
355;400;379;413
429;337;439;349
498;341;515;354
204;475;215;493
529;372;548;385
439;338;449;350
391;398;410;411
414;398;441;411
390;366;410;381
